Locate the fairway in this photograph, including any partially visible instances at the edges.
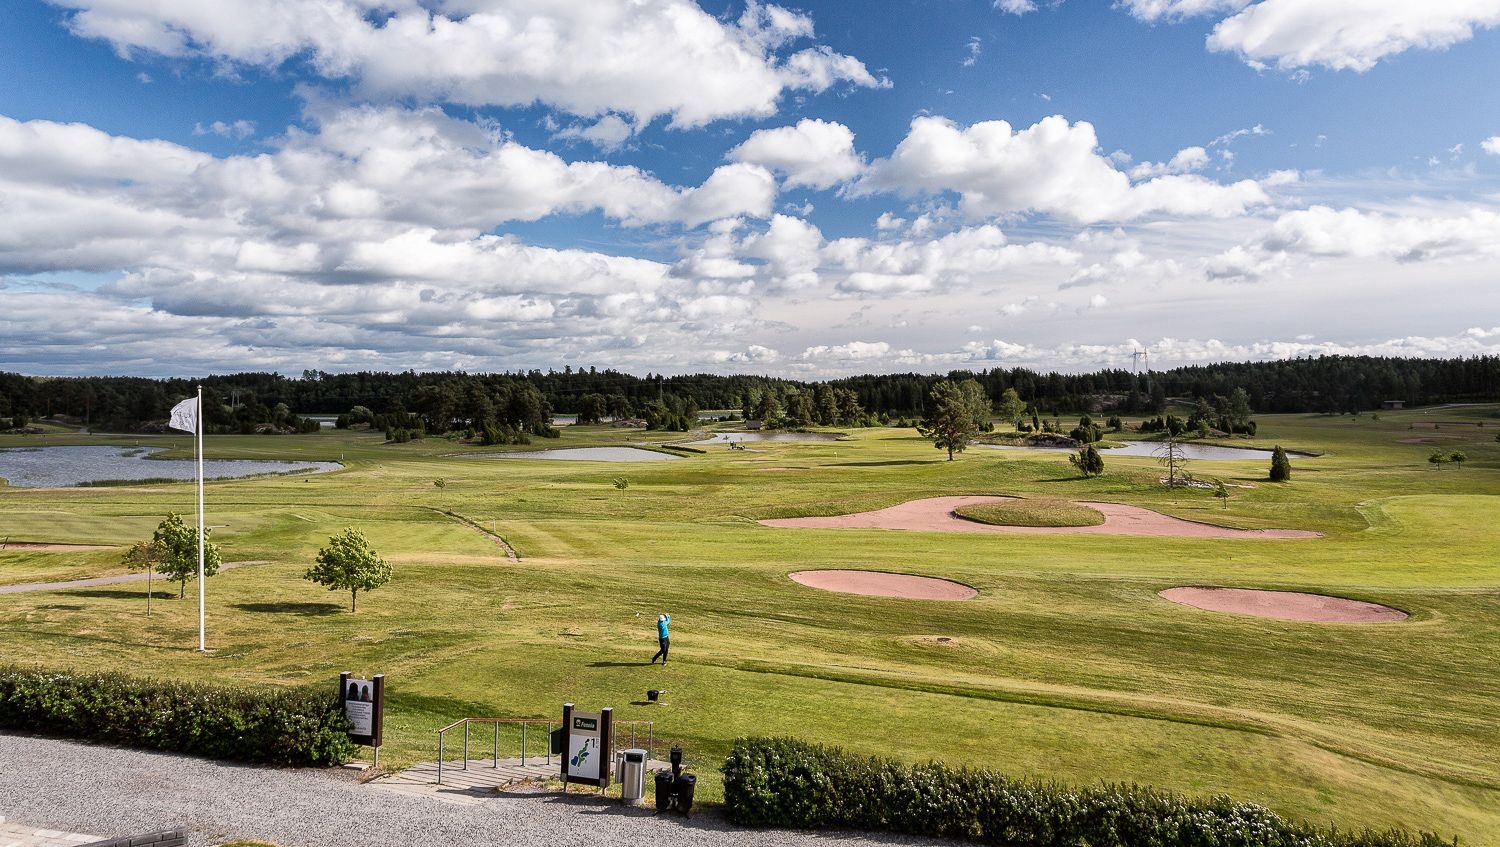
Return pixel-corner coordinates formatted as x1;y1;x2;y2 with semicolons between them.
3;408;1499;842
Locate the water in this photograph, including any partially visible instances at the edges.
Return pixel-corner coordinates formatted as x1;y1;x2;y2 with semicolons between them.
471;447;680;462
978;441;1306;460
686;432;841;445
0;446;341;488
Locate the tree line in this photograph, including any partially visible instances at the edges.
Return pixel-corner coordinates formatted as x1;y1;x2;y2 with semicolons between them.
1;354;1495;434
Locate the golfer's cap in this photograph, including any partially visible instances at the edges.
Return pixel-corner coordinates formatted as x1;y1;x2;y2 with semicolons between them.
659;614;667;621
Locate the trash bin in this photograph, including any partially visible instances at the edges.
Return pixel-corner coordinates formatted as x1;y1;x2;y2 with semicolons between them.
674;772;697;816
549;727;564;756
654;770;675;811
617;748;647;803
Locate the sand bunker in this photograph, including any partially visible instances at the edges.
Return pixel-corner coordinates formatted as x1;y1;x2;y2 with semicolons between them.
790;570;977;600
1160;587;1407;623
760;496;1320;539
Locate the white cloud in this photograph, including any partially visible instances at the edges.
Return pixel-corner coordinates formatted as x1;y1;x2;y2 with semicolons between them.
857;115;1271;224
798;341;900;361
728;119;864;190
553;115;634;151
49;0;884;127
1483;136;1500;155
193;119;257;139
994;0;1039;13
1128;146;1209;179
1119;1;1251;23
963;37;982;67
1208;204;1500;280
1122;0;1500;73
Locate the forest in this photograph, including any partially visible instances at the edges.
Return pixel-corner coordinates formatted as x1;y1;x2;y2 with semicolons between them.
0;354;1496;435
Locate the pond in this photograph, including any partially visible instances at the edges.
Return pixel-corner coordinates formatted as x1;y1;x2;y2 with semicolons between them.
978;441;1307;461
0;446;342;488
469;447;680;462
686;431;842;445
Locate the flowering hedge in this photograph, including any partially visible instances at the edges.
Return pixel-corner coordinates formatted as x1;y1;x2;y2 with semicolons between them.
722;737;1455;847
0;665;353;766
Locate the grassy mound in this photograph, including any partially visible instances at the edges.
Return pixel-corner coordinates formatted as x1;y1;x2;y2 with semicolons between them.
953;498;1105;527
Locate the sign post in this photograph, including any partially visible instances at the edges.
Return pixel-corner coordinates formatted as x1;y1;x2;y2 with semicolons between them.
340;671;385;767
560;702;612;793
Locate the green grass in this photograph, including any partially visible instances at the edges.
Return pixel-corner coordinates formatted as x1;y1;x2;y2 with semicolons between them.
2;411;1500;841
953;497;1106;527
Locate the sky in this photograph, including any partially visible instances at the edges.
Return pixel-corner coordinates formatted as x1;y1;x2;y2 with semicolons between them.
2;0;1499;379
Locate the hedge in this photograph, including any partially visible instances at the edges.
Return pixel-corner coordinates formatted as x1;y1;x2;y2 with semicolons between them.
722;737;1456;847
0;665;354;766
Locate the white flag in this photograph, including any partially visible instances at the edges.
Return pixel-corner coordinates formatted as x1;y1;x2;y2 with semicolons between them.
168;397;198;433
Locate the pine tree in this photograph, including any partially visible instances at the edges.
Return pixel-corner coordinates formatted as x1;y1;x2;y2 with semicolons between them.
1269;445;1292;482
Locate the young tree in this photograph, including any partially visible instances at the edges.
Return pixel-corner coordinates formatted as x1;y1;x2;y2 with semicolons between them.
1449;451;1467;469
916;380;980;460
1213;479;1230;509
1269;445;1292;482
148;513;222;599
1428;451;1451;469
305;528;391;612
1069;444;1105;478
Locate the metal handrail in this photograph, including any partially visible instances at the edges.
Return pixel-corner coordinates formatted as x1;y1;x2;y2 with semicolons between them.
435;717;654;785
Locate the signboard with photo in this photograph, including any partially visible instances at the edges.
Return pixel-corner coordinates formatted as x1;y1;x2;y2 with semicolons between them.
339;671;384;755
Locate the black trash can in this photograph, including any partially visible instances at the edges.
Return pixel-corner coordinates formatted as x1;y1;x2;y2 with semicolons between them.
674;772;697;816
654;770;675;812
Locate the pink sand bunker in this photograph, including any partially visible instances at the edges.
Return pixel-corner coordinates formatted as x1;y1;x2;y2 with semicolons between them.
1159;587;1407;623
789;570;977;600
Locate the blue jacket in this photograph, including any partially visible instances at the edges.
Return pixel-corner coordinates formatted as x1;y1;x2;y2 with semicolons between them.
657;615;670;639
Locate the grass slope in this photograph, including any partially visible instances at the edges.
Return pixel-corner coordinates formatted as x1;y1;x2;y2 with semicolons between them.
1;408;1498;841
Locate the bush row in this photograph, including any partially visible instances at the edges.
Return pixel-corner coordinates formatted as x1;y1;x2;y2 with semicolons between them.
0;665;354;766
722;737;1455;847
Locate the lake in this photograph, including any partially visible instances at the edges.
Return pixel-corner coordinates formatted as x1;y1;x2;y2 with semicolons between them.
978;441;1307;461
686;432;842;445
469;447;680;462
0;446;342;488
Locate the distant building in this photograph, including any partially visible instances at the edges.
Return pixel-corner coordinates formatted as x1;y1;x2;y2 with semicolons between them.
1381;400;1405;410
745;419;763;430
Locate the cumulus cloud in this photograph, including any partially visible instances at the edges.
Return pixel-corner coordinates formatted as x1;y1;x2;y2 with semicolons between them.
1483;136;1500;155
728;119;864;190
1121;0;1500;72
553;115;635;151
994;0;1038;13
798;341;902;361
856;115;1271;224
48;0;884;127
1207;205;1500;280
193;119;257;139
1128;146;1209;179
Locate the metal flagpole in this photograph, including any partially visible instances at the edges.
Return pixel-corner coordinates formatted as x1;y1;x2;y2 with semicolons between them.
196;386;206;652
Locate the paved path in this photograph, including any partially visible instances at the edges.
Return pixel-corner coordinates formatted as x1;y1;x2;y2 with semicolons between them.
0;733;947;847
372;757;671;806
0;818;99;847
0;562;268;595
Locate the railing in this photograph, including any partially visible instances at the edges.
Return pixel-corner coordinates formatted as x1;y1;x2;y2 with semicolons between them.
434;718;655;785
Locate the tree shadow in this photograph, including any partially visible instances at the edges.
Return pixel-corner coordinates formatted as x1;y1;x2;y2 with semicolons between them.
828;460;944;467
69;589;174;600
232;601;344;615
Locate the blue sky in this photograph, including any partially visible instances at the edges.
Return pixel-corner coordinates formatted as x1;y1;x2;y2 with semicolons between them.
2;0;1499;378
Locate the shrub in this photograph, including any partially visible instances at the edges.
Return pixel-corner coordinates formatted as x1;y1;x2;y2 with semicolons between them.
722;737;1454;847
0;666;353;766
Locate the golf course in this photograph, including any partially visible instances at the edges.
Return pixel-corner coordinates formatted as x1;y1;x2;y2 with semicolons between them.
2;406;1498;842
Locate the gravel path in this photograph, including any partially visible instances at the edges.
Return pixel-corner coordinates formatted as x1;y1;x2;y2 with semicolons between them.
0;733;947;847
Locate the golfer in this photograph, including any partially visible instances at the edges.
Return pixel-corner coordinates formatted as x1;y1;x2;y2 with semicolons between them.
651;613;670;664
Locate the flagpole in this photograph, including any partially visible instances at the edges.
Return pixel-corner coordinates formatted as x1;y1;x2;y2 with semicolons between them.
196;385;206;652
